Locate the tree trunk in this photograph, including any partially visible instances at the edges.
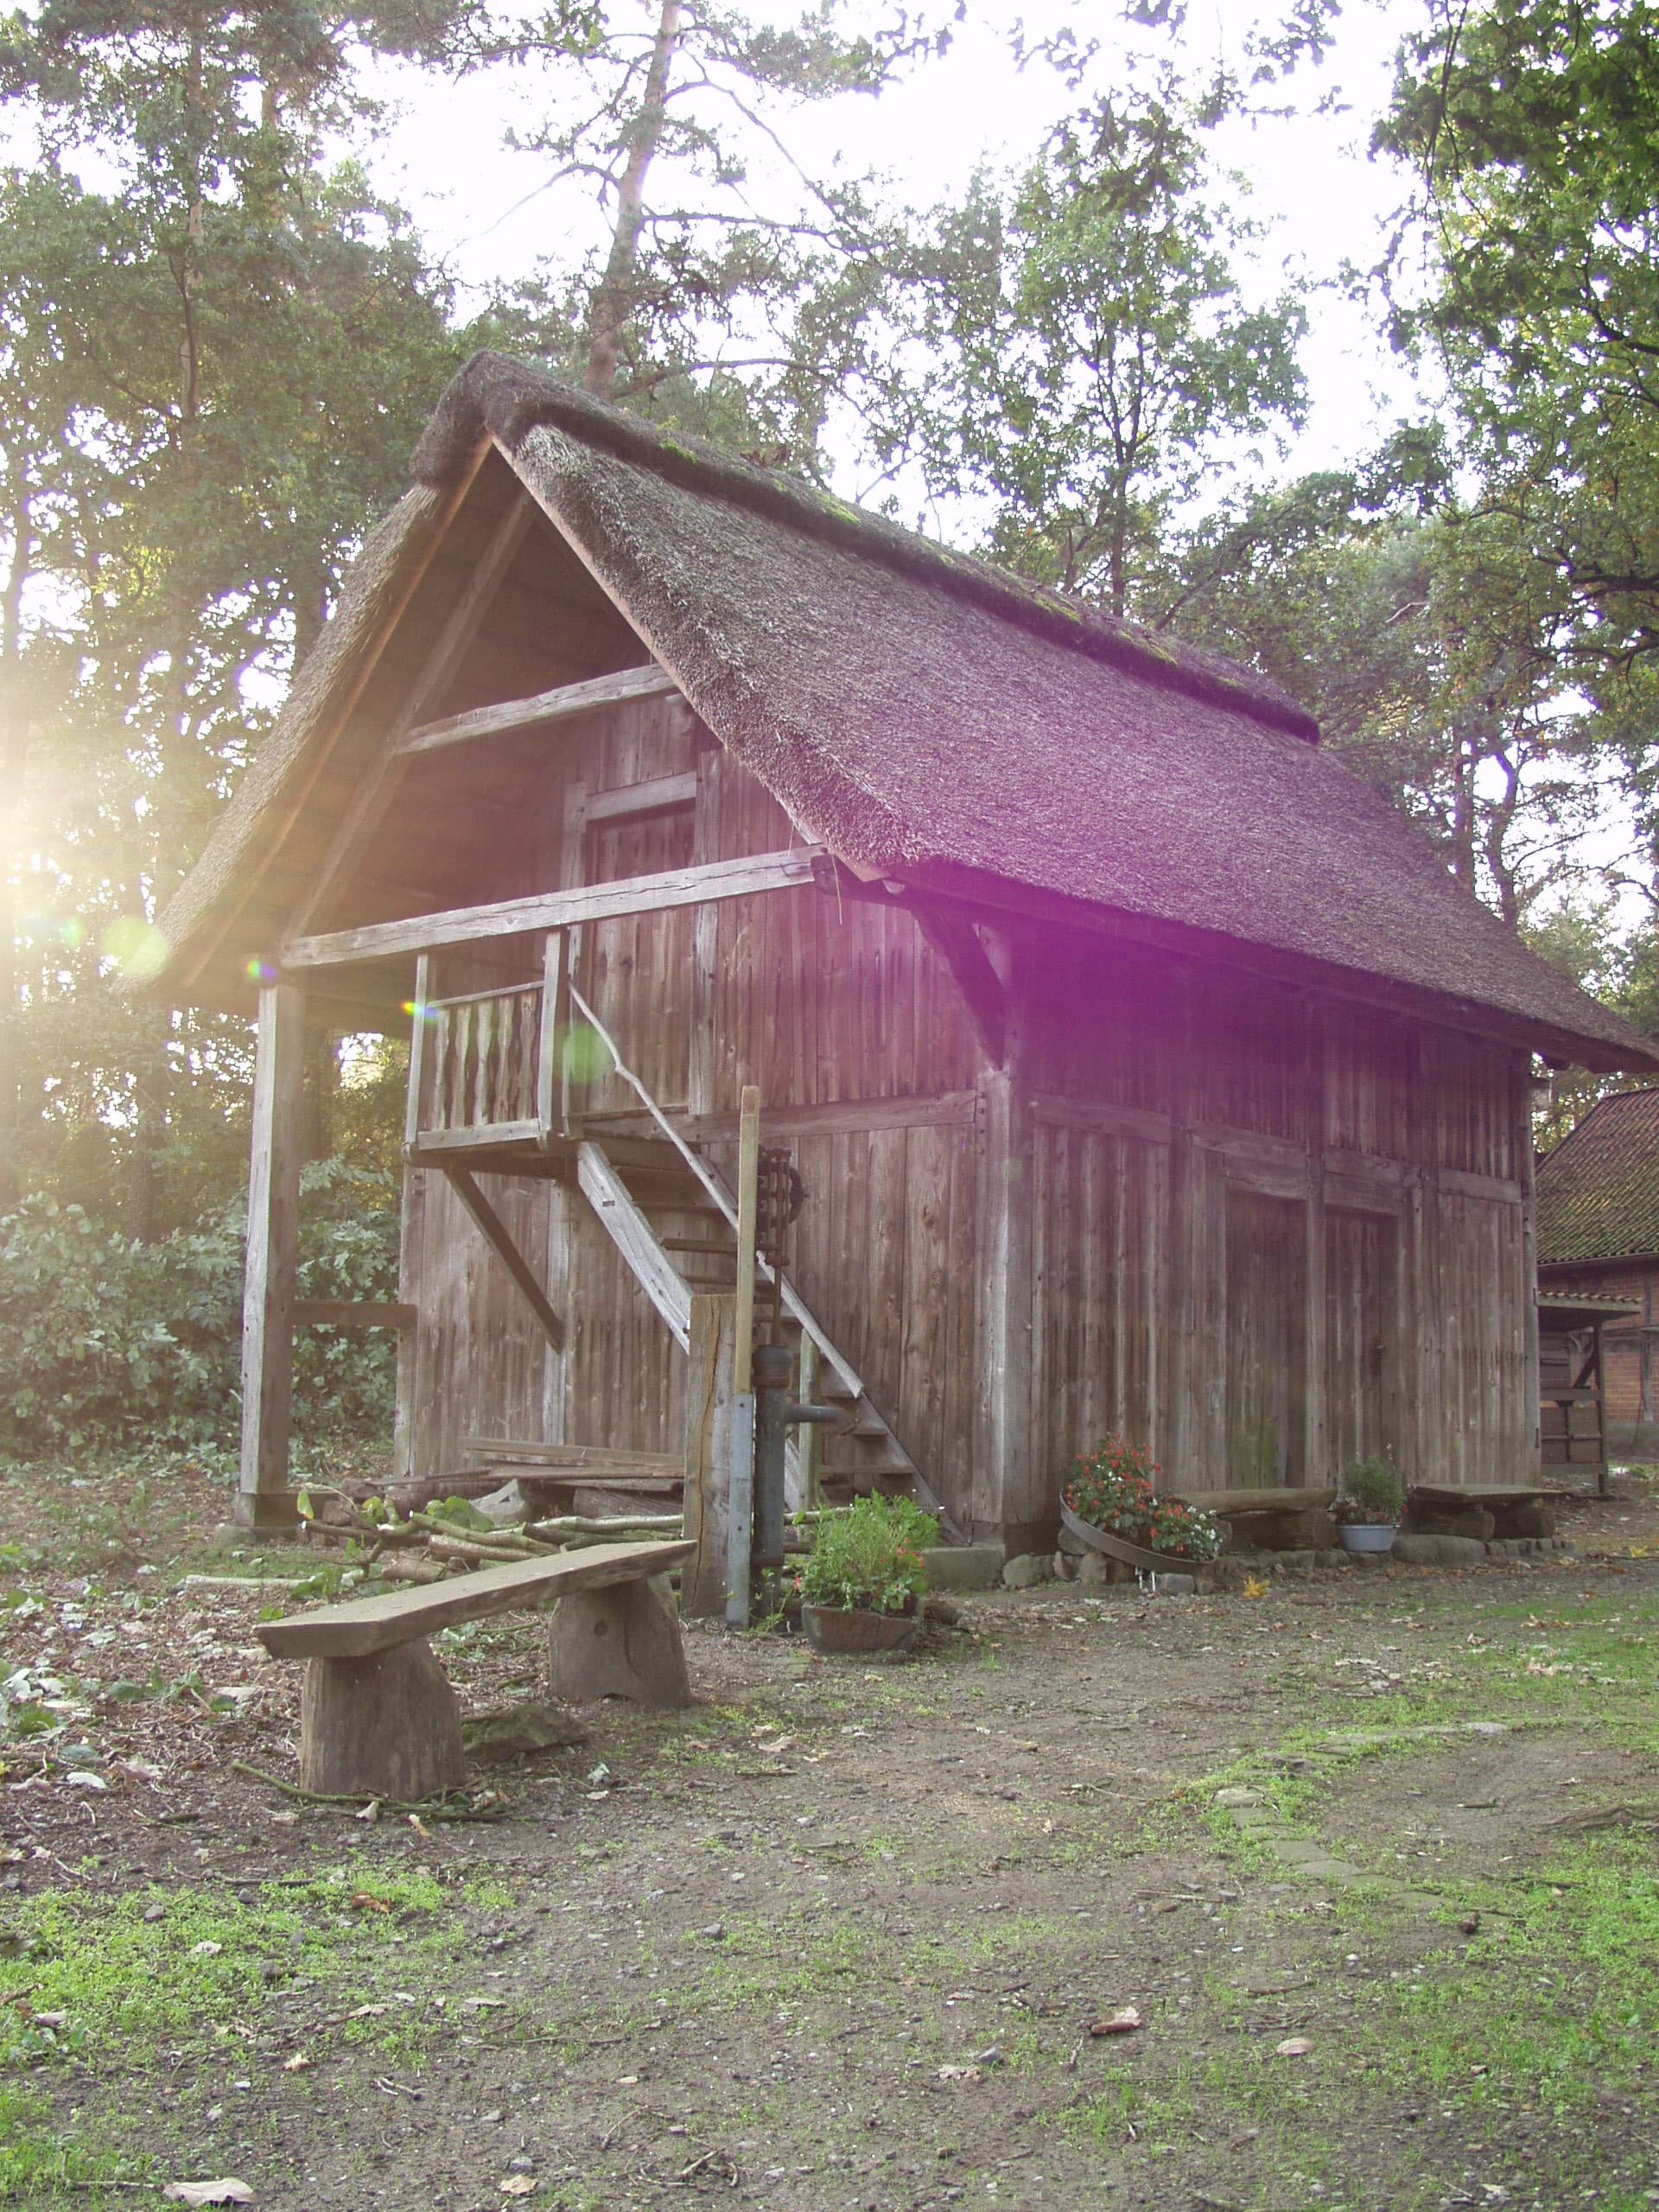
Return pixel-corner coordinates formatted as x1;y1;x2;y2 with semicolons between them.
583;0;683;396
0;492;30;1213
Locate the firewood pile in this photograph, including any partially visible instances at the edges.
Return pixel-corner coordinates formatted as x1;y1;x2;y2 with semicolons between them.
297;1480;684;1586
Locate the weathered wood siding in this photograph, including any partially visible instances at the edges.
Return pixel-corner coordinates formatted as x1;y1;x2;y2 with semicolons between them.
387;493;1540;1520
1024;937;1533;1494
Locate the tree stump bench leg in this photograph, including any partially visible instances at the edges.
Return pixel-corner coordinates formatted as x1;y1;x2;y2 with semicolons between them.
300;1638;467;1799
547;1575;691;1707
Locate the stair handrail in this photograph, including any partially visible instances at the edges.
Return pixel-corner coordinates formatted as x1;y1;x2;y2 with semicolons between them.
565;974;864;1403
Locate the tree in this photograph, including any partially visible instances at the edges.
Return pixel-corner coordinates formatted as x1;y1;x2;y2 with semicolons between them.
907;87;1306;616
459;0;951;467
1377;2;1659;816
0;5;464;1225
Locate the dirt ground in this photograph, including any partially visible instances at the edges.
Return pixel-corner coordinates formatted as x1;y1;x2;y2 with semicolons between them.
5;1465;1659;2212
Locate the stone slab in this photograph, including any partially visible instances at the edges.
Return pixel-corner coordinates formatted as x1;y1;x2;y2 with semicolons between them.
922;1545;1004;1592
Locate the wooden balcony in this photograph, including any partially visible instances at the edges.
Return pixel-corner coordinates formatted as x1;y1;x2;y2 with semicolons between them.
404;938;569;1171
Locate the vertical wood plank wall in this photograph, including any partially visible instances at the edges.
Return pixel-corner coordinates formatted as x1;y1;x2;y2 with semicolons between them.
400;686;1537;1518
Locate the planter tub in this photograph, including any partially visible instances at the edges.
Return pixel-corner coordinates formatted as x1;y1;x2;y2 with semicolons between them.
1338;1522;1397;1554
802;1604;918;1656
1060;1501;1203;1579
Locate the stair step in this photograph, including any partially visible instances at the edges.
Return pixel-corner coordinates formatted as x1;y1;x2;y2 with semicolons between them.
660;1236;737;1255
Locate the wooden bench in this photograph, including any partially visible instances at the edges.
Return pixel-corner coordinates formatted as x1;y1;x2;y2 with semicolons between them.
1407;1484;1556;1541
1174;1487;1338;1551
257;1539;695;1801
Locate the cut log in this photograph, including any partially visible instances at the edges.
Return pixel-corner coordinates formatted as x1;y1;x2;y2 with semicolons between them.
299;1640;465;1799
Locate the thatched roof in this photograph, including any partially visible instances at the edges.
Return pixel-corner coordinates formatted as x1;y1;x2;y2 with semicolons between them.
1538;1089;1659;1263
154;352;1655;1070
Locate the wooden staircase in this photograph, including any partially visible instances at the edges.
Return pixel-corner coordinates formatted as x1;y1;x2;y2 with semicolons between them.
577;1131;957;1533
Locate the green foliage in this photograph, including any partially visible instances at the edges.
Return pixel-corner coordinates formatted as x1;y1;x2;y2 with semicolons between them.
1378;0;1659;854
1063;1434;1223;1560
912;86;1306;616
798;1495;935;1617
0;1157;398;1452
1337;1457;1403;1527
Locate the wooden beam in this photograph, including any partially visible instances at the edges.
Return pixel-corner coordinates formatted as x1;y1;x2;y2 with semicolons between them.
682;1294;738;1619
288;492;537;941
282;848;826;969
238;983;306;1525
912;905;1007;1067
575;1140;692;1350
442;1165;565;1354
970;932;1037;1545
293;1300;417;1330
586;770;697;823
397;664;679;757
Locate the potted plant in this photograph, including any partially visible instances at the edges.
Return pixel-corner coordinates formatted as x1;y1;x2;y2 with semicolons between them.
798;1495;938;1655
1059;1435;1224;1573
1335;1459;1404;1554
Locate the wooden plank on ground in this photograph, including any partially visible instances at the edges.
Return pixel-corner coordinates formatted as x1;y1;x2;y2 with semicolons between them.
259;1540;696;1660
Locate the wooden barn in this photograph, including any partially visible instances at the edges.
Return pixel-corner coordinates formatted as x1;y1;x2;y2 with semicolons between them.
148;353;1656;1552
1537;1088;1659;1465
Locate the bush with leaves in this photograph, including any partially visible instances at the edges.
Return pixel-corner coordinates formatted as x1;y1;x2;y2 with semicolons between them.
798;1495;938;1616
1063;1435;1224;1561
1337;1459;1403;1527
0;1159;399;1455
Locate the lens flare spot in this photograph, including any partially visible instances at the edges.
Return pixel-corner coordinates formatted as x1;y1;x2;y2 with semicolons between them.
557;1022;612;1085
244;957;278;983
59;918;84;949
102;917;170;982
401;999;440;1024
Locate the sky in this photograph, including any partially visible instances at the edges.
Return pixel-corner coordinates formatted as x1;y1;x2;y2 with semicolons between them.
361;0;1433;489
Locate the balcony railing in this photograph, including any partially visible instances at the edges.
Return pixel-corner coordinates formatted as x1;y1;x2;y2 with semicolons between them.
404;937;568;1152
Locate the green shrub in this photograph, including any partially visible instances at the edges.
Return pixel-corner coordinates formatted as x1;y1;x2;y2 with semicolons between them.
1338;1457;1404;1525
0;1158;399;1453
1063;1435;1224;1560
798;1495;937;1615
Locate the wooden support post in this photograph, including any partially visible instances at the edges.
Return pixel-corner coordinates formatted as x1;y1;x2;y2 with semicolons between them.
970;933;1036;1549
1305;1166;1327;1487
442;1165;565;1353
727;1086;761;1626
797;1336;821;1511
683;1294;737;1618
538;930;569;1139
238;982;306;1529
1516;1057;1543;1484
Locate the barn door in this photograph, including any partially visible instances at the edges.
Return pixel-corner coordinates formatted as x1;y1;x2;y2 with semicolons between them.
1224;1188;1306;1488
1324;1208;1398;1478
578;799;696;1114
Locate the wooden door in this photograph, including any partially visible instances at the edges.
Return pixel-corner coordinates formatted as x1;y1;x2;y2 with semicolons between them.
579;802;696;1114
1324;1208;1396;1478
1224;1188;1306;1488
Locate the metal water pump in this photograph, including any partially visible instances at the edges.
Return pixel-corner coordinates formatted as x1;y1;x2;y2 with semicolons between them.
750;1342;852;1576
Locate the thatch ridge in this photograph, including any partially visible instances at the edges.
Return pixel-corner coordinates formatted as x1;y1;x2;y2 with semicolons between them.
411;350;1321;747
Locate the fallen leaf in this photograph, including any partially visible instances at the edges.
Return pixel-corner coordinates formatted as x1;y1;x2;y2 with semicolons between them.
348;1891;390;1914
499;2178;537;2197
1090;2007;1142;2037
162;2183;253;2208
1274;2037;1313;2057
282;2052;311;2072
350;2004;388;2019
190;1942;223;1959
936;2063;982;2082
461;1996;505;2012
407;1815;432;1838
354;1800;381;1824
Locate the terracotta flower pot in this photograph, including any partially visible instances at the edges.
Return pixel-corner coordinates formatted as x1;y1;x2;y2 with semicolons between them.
801;1604;918;1656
